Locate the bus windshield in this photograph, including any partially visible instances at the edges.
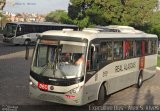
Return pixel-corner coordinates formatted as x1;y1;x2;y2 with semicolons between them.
31;40;87;79
3;23;17;38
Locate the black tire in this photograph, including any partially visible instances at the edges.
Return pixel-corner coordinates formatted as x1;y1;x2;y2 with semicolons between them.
95;84;106;105
137;72;143;88
24;39;31;45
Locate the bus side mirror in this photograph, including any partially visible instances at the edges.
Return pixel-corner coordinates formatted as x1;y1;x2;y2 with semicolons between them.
25;42;30;60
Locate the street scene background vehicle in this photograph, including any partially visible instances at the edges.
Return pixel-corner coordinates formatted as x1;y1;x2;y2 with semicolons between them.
2;22;78;45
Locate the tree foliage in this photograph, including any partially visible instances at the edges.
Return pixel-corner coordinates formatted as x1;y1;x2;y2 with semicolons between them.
46;0;160;38
148;12;160;37
68;0;158;29
45;10;73;24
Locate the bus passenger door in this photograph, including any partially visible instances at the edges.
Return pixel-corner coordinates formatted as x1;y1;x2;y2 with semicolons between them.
83;43;100;103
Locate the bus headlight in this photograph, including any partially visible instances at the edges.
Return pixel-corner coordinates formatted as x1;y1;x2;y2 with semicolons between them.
29;79;37;89
68;87;81;95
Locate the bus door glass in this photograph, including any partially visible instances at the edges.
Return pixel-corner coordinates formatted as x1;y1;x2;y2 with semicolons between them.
87;44;99;72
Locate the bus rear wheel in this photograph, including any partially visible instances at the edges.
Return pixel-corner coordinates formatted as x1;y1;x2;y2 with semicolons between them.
95;84;106;105
137;72;143;88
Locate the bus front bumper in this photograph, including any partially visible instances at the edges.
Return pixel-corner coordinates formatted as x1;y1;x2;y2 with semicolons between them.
29;85;84;106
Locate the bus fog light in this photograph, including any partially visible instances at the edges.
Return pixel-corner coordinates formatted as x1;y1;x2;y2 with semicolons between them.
29;81;33;85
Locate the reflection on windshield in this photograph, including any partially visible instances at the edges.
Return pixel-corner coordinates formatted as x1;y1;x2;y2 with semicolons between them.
32;40;86;79
4;24;17;37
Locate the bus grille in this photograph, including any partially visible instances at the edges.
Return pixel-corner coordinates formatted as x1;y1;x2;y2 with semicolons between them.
38;94;66;103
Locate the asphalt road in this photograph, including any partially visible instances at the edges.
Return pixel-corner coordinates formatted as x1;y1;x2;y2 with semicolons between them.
0;35;160;111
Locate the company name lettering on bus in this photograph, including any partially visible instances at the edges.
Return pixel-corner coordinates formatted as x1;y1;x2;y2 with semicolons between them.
115;62;136;73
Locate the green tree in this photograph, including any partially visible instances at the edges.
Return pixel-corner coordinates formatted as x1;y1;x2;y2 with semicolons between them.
68;0;158;29
45;10;73;24
148;12;160;38
123;0;157;26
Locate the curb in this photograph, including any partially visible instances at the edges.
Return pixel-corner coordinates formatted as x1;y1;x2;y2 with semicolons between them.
156;67;160;70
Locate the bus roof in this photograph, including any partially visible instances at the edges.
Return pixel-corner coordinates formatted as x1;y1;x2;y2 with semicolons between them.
7;22;78;27
40;29;157;41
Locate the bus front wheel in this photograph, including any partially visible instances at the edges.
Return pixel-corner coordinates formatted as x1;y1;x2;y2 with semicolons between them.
95;84;106;105
137;72;143;88
24;39;31;45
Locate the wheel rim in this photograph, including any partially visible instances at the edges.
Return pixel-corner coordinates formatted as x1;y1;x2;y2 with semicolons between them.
139;76;142;86
25;40;29;45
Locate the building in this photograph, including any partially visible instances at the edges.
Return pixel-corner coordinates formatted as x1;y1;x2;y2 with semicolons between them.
3;11;46;22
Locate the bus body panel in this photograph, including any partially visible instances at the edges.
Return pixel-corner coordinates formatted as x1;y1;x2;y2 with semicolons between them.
84;54;156;103
82;80;101;104
12;33;39;45
143;54;157;80
29;86;84;106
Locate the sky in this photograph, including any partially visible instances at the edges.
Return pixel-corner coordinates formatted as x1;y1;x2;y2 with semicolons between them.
3;0;70;14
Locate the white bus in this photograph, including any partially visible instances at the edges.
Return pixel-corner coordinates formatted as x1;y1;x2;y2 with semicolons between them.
95;25;144;33
28;28;157;106
3;22;78;45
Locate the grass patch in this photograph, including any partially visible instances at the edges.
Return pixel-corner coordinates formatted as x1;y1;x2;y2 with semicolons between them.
157;56;160;67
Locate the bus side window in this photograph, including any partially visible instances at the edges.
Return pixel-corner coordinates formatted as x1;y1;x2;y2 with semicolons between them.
136;40;142;56
99;41;113;64
100;42;107;61
114;41;123;60
124;40;133;58
151;40;157;54
148;40;151;54
145;40;149;55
